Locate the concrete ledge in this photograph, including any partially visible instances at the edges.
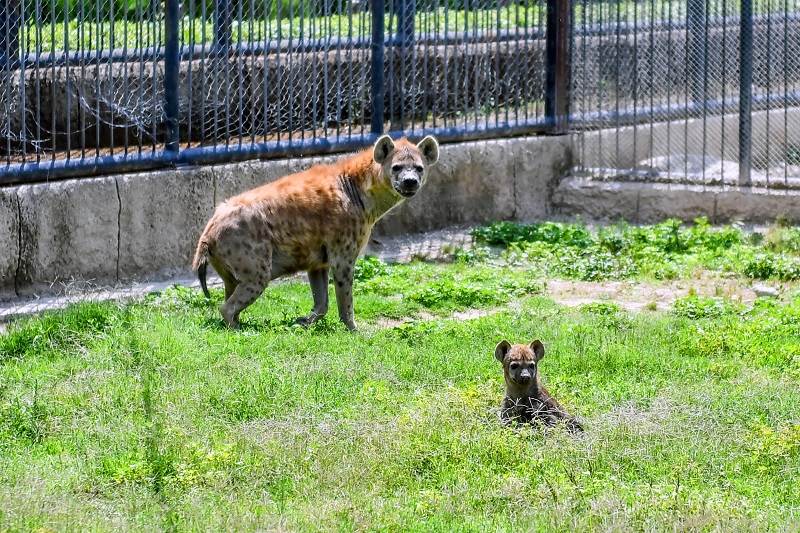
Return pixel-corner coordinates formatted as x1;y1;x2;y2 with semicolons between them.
553;178;800;224
551;178;640;221
716;187;800;223
118;166;216;282
16;178;119;297
0;189;19;300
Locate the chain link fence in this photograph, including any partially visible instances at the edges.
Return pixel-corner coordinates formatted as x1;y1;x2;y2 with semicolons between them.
0;0;554;182
0;0;798;185
571;0;800;187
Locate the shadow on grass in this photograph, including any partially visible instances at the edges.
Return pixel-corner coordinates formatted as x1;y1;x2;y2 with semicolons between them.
200;314;345;335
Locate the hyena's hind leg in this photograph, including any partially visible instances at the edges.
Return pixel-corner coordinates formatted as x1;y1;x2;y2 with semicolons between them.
295;267;330;327
217;245;272;329
209;257;239;301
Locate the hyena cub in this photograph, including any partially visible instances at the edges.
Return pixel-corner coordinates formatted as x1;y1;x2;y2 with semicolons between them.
495;340;583;432
192;135;439;330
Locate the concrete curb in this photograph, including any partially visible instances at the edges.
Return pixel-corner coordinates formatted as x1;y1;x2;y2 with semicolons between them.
553;178;800;223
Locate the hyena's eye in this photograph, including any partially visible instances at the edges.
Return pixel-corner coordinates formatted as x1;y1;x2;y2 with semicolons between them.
414;165;424;173
509;362;520;370
529;363;536;368
391;165;403;173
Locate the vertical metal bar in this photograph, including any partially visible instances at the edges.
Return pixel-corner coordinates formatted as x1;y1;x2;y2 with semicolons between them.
764;0;772;184
738;0;753;185
215;0;231;50
185;0;194;147
165;0;180;153
687;0;705;105
545;0;571;133
34;0;41;163
783;0;789;185
391;0;414;131
18;0;25;162
370;0;385;135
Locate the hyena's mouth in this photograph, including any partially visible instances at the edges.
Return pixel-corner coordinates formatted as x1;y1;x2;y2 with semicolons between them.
397;188;418;198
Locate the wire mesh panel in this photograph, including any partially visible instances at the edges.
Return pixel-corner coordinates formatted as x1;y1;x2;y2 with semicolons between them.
0;0;550;182
750;1;800;185
382;0;549;138
177;0;374;151
0;0;170;181
571;0;800;187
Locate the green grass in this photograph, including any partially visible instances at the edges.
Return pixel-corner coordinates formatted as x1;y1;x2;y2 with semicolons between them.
1;220;800;531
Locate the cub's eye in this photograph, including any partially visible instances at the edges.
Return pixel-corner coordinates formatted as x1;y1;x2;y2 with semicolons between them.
391;165;403;173
509;362;520;370
414;165;424;173
529;363;536;368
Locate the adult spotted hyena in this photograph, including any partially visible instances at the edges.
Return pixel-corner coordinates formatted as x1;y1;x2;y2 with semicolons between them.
192;135;439;330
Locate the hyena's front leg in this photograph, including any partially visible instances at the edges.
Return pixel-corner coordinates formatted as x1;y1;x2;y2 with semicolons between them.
331;258;357;331
295;267;330;326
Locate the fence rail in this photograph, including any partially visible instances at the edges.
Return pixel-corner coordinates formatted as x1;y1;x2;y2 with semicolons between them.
0;0;798;184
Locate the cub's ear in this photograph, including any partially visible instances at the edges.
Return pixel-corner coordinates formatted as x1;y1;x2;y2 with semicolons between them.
495;340;512;362
530;340;545;362
373;135;395;165
416;135;439;165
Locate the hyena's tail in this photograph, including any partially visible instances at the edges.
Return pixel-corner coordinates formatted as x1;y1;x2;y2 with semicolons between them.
192;240;211;299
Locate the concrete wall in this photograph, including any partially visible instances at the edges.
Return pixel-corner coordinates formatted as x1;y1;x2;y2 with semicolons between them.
3;127;799;301
0;135;570;299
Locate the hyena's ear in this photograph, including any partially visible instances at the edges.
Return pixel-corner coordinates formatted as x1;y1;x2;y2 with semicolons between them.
530;340;545;362
416;135;439;165
495;340;512;362
373;135;395;165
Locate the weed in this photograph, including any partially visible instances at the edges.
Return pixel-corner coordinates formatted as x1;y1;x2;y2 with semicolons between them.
0;301;121;361
673;296;738;319
741;254;800;281
354;255;391;281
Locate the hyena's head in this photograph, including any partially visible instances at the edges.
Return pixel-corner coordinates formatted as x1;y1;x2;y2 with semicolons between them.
373;135;439;198
495;340;545;391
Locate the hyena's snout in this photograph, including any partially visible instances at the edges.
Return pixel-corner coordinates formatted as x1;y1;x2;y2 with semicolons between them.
393;166;424;197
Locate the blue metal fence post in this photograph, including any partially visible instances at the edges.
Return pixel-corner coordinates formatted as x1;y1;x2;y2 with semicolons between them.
390;0;415;131
371;0;386;135
687;0;707;106
545;0;571;133
164;0;181;154
215;0;232;50
738;0;753;185
0;0;20;67
396;0;415;48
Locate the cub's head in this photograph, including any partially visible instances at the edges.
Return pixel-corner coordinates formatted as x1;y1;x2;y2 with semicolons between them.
373;135;439;198
495;339;545;388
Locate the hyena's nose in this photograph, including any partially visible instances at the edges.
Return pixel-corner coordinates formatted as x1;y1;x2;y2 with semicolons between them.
518;369;531;383
401;176;419;190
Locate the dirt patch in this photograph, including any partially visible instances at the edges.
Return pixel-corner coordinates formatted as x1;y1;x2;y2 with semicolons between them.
545;276;766;312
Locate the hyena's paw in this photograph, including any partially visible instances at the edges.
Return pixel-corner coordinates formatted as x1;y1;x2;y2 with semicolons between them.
220;307;240;330
294;312;324;327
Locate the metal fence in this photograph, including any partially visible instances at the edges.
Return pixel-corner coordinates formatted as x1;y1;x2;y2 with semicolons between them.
571;0;800;186
0;0;797;185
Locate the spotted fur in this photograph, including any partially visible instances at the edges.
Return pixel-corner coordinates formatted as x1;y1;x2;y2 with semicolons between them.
495;339;583;432
192;135;439;330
